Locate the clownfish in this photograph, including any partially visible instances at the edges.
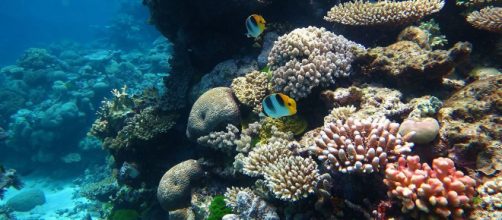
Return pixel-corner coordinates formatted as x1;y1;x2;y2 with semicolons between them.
261;93;297;119
246;14;266;39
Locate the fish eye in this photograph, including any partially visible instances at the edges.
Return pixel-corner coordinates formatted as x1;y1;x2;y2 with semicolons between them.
288;103;292;106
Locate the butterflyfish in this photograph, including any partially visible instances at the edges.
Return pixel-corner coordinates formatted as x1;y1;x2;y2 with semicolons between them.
261;93;297;119
246;14;266;39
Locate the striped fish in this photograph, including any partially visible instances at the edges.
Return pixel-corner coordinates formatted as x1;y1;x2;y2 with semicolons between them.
262;93;297;119
246;14;266;39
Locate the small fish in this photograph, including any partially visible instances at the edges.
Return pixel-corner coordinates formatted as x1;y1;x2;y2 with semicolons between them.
246;14;266;39
261;93;297;119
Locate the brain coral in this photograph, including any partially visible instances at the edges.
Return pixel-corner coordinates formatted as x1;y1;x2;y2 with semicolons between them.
157;159;203;211
264;156;319;202
267;26;364;99
325;0;445;26
310;117;414;173
186;87;240;139
384;156;476;219
230;70;269;113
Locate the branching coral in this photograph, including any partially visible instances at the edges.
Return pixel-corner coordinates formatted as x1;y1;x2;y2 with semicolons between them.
471;176;502;218
309;117;414;173
242;132;293;177
466;7;502;33
263;156;319;202
224;187;279;219
231;70;269;113
235;122;261;153
224;187;254;210
325;0;445;26
268;26;363;98
197;124;239;154
384;156;476;219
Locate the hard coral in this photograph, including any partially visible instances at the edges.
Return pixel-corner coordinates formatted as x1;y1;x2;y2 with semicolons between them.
310;117;414;173
325;0;445;26
263;156;319;202
354;40;472;87
268;26;363;99
384;156;476;219
231;70;269;114
197;124;239;154
438;75;502;175
466;7;502;33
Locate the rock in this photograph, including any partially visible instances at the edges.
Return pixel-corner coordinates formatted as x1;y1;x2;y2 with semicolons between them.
186;87;240;140
257;32;279;68
399;117;440;144
157;160;203;211
6;189;46;212
438;75;502;175
397;26;430;49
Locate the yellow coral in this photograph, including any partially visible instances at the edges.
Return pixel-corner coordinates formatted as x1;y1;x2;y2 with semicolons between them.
325;0;445;26
466;7;502;33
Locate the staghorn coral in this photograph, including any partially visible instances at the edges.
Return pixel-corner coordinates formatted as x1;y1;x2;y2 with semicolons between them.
310;117;414;173
264;156;319;202
231;70;270;113
197;124;239;154
466;7;502;33
325;0;445;26
268;26;363;99
235;122;261;153
355;40;472;87
384;156;476;219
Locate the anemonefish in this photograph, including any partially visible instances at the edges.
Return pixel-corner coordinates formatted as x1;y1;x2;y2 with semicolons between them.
246;14;266;39
261;93;297;119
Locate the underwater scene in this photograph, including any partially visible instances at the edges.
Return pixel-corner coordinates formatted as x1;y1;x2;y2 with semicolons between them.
0;0;500;219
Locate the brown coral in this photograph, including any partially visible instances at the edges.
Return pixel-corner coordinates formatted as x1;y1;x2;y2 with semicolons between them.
466;7;502;33
325;0;445;26
438;75;502;175
231;70;269;113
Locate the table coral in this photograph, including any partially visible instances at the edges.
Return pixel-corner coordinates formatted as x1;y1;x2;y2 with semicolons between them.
231;70;269;113
466;7;502;33
325;0;445;26
438;75;502;175
384;156;476;219
354;40;472;87
310;117;414;173
268;26;364;99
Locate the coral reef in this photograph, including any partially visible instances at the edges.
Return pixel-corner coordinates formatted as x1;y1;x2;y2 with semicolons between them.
264;156;319;202
418;19;448;48
231;70;270;113
325;0;445;26
321;85;412;119
186;87;240;139
471;176;502;219
466;7;502;33
224;187;279;220
407;96;443;119
310;117;414;173
197;124;239;154
398;117;440;144
438;75;502;175
157;159;204;211
207;195;232;220
384;156;476;219
354;40;472;87
0;166;22;200
268;26;364;98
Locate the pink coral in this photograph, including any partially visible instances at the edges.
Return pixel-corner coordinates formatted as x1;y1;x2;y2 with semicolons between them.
309;117;414;173
384;156;476;219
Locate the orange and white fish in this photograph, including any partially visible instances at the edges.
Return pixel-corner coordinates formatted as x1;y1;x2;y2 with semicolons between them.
246;14;266;39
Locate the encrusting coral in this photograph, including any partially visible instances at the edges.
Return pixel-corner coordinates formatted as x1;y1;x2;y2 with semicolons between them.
231;70;269;113
263;156;319;202
466;7;502;33
268;26;364;99
384;156;476;219
325;0;445;26
309;117;414;173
